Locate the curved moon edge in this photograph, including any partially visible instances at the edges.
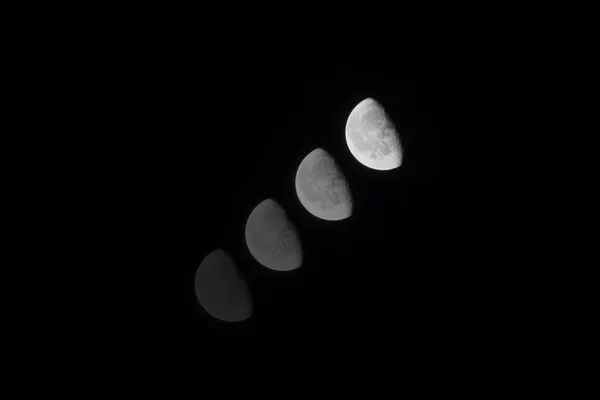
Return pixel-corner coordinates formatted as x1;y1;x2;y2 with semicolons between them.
295;148;353;221
295;183;353;221
345;98;403;171
194;249;254;323
346;132;403;171
245;199;303;271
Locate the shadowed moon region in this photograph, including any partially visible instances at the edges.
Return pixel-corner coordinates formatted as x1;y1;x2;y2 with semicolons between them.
245;198;303;271
194;249;253;322
295;148;353;221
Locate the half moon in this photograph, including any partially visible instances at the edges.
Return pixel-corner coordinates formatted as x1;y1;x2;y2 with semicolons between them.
295;148;353;221
345;97;403;170
194;249;253;322
245;198;303;271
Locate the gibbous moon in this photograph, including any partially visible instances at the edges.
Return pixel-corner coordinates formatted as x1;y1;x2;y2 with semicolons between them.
245;198;303;271
295;148;353;221
345;97;403;170
194;249;253;322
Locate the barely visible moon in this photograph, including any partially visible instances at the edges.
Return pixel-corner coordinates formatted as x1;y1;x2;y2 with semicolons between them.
295;148;353;221
194;249;253;322
345;97;403;170
245;198;303;271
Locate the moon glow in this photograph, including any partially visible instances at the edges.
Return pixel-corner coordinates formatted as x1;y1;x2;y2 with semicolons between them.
194;249;253;322
245;199;303;271
345;98;403;170
295;148;353;221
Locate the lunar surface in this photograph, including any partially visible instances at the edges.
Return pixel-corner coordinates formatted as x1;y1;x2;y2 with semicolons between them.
295;148;353;221
194;249;253;322
345;97;403;170
245;198;303;271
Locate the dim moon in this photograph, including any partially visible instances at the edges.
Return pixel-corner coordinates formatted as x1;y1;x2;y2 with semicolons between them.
345;98;403;170
295;148;353;221
194;249;253;322
245;198;303;271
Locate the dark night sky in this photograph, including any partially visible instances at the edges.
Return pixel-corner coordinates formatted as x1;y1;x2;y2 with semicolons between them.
11;8;563;382
89;42;528;362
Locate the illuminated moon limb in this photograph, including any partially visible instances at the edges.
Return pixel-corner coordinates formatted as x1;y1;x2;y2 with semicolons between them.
295;148;353;221
345;98;403;171
245;199;303;271
194;249;253;322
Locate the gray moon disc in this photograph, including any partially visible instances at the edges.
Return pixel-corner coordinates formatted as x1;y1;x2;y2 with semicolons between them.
345;97;403;170
245;198;303;271
194;249;253;322
295;148;353;221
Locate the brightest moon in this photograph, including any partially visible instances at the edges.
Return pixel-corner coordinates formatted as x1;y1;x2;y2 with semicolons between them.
194;249;253;322
245;198;303;271
345;97;403;170
295;148;353;221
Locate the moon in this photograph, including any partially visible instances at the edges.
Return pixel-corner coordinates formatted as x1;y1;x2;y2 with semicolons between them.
245;198;303;271
295;148;353;221
194;249;253;322
345;97;403;170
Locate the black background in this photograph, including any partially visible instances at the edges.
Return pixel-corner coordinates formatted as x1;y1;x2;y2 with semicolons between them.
7;5;570;384
82;35;530;364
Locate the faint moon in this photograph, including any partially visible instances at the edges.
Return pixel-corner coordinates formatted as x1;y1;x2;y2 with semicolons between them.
295;148;353;221
194;249;253;322
245;198;303;271
345;97;403;170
